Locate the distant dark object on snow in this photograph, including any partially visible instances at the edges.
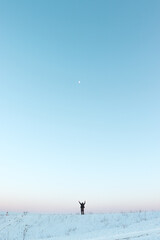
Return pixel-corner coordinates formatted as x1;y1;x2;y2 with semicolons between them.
78;201;86;215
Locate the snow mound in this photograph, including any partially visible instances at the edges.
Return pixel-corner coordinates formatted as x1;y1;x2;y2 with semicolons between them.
0;211;160;240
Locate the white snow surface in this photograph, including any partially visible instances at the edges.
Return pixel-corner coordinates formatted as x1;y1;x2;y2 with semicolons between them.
0;211;160;240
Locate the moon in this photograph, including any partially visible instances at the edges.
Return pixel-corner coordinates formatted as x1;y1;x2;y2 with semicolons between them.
78;81;80;84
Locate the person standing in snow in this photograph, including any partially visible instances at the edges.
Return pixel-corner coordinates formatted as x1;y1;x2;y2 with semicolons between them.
79;201;86;215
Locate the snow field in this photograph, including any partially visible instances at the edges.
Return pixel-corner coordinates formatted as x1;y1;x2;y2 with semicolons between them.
0;211;160;240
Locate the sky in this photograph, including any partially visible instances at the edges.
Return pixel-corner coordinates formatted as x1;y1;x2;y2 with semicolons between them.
0;0;160;213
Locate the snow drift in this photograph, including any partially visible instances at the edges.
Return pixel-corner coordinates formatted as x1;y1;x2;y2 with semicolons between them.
0;211;160;240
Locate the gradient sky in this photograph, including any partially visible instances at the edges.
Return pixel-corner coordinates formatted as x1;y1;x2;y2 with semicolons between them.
0;0;160;213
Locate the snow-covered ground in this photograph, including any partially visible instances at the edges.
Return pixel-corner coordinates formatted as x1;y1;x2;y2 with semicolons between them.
0;211;160;240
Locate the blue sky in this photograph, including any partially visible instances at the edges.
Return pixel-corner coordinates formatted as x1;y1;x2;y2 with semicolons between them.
0;0;160;213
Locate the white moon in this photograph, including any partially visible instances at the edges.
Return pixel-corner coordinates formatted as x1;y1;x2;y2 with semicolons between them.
78;81;80;84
